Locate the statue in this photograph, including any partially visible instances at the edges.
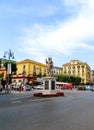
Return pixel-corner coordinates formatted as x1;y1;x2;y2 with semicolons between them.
46;57;53;77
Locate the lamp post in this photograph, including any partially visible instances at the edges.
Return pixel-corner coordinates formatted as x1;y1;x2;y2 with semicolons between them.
3;49;14;85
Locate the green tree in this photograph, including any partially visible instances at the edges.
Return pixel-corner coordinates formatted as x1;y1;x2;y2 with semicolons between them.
33;71;36;76
37;72;42;77
0;73;4;79
55;74;81;85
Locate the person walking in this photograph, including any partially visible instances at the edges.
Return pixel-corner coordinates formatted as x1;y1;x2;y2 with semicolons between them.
19;84;22;92
0;84;3;92
5;83;9;93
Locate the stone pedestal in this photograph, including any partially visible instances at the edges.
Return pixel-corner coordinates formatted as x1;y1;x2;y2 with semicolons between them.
42;77;56;95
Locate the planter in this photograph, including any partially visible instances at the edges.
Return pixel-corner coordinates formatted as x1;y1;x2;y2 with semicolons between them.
33;92;64;97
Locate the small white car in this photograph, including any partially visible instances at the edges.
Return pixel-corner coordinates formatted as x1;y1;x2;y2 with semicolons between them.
34;85;43;90
86;85;91;90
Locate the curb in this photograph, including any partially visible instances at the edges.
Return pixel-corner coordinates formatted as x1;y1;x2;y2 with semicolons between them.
0;92;10;95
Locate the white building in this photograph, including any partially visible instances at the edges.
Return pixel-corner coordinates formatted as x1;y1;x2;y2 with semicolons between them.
53;66;62;75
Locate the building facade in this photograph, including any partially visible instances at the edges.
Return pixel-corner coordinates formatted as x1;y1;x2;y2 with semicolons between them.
16;59;47;76
11;59;48;85
0;66;7;80
53;66;62;75
90;70;94;85
62;60;91;84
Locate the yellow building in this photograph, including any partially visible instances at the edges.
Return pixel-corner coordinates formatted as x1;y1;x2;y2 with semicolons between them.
0;66;7;80
16;59;47;76
62;60;91;84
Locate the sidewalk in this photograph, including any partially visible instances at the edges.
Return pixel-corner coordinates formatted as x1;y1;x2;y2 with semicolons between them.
0;91;10;95
0;89;32;93
11;90;33;94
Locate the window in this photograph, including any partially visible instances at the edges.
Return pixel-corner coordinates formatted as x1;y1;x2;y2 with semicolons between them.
23;65;25;69
44;68;46;73
82;72;84;76
18;80;21;82
77;66;80;68
22;65;26;74
13;80;16;82
82;79;84;83
36;67;39;70
39;67;42;72
82;65;84;68
68;67;71;69
73;66;75;69
33;66;36;71
63;67;66;71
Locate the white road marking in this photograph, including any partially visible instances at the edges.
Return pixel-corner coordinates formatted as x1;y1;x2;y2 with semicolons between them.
11;95;32;101
11;101;21;104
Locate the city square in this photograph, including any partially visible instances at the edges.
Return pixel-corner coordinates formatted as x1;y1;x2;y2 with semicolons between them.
0;0;94;130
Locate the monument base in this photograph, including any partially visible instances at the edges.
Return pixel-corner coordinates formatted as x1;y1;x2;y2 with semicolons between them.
42;90;56;95
33;91;64;97
42;77;56;95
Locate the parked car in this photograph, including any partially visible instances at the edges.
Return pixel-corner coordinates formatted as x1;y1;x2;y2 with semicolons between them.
91;86;94;91
86;85;91;90
34;85;43;90
13;85;20;91
26;85;32;91
13;85;24;91
77;86;86;90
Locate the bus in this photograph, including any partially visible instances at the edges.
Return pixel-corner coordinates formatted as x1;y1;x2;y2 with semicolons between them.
56;82;73;90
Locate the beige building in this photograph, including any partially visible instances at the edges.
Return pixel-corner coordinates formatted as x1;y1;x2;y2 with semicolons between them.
53;66;62;75
62;60;91;84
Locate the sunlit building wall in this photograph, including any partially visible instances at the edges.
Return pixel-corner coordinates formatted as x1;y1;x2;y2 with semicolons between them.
16;59;47;76
53;66;62;75
62;60;91;84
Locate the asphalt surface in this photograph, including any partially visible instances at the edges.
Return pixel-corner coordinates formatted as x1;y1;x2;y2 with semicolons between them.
0;89;94;130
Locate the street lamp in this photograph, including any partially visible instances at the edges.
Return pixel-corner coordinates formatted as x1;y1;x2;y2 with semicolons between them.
3;49;15;84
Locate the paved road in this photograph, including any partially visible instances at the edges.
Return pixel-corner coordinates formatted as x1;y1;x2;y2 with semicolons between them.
0;89;94;130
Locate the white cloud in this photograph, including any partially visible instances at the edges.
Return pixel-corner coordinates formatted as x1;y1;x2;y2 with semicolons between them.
19;0;94;63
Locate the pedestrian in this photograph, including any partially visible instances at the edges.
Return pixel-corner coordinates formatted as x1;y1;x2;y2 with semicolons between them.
19;85;22;92
8;84;11;93
5;83;9;93
32;84;34;90
5;84;8;93
0;84;3;92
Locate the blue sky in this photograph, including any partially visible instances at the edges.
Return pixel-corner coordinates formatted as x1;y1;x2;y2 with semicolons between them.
0;0;94;69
